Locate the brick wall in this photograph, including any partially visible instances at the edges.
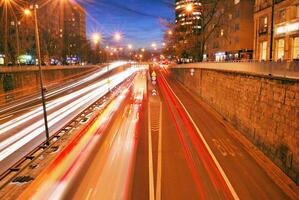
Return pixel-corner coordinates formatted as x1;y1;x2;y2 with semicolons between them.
172;68;299;183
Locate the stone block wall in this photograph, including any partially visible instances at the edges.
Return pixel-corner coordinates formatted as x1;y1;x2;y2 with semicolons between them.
172;68;299;183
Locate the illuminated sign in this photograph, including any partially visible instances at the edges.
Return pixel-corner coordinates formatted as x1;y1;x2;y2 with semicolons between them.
276;22;299;35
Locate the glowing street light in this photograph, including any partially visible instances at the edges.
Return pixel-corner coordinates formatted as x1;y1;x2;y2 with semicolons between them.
141;48;145;52
128;44;133;49
186;4;193;12
114;33;121;41
151;43;156;48
24;8;31;16
168;30;173;35
92;33;101;44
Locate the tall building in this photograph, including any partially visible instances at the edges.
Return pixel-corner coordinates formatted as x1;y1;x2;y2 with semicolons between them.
63;1;87;64
254;0;299;61
174;0;202;61
0;0;87;65
205;0;255;61
175;0;202;34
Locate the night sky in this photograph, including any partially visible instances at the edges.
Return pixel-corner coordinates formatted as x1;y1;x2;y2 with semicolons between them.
78;0;175;49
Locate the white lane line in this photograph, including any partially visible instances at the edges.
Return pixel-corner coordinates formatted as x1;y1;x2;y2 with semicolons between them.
155;102;162;200
85;188;94;200
148;102;155;200
161;75;240;200
0;114;14;121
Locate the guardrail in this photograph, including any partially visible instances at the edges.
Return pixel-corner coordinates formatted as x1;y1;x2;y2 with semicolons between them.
0;64;109;73
172;61;299;80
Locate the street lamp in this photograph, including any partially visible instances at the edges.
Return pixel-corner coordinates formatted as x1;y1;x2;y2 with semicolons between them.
168;30;173;35
186;4;193;13
92;33;101;45
26;5;50;145
114;33;121;41
128;44;133;50
24;8;31;16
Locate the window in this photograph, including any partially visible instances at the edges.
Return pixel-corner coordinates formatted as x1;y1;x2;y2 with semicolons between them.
276;39;284;60
297;5;299;18
259;16;268;34
235;23;240;31
278;9;286;22
293;37;299;59
260;41;267;61
220;29;224;36
235;10;240;18
234;0;240;4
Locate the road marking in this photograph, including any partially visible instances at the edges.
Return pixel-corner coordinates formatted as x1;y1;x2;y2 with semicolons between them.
161;75;240;200
85;188;93;200
148;102;155;200
155;102;162;200
0;114;14;121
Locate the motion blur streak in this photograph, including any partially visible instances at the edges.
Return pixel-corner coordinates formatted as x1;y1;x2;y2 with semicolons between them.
19;73;145;200
158;73;235;199
0;68;137;162
0;61;128;114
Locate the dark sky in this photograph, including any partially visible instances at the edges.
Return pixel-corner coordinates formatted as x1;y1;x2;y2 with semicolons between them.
78;0;175;49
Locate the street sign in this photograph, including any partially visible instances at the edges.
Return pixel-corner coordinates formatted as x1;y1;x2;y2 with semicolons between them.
151;71;157;77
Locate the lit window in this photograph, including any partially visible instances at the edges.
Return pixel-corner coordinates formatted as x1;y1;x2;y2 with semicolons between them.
234;0;240;4
276;39;284;60
260;41;267;61
293;37;299;59
220;29;224;36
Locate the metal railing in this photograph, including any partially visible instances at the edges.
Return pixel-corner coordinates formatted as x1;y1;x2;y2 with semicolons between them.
172;60;299;80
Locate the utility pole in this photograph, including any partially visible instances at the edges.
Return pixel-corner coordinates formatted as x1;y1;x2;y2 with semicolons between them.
269;0;275;61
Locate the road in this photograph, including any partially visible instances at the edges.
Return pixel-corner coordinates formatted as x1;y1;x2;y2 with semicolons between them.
132;67;293;199
14;67;298;200
0;63;138;175
18;71;147;200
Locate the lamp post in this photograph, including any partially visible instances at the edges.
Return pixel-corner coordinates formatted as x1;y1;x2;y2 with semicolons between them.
114;33;121;60
27;5;50;145
92;33;101;63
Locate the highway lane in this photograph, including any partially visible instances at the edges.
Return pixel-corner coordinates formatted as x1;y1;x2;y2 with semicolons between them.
0;61;129;119
158;68;296;199
133;71;235;200
18;72;146;200
0;66;138;175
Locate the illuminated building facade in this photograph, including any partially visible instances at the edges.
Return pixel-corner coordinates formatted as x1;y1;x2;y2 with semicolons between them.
175;0;202;34
63;2;87;64
0;0;86;65
254;0;299;61
205;0;255;61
